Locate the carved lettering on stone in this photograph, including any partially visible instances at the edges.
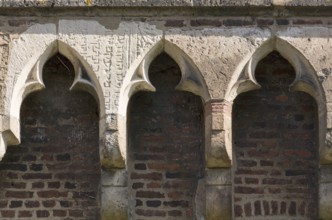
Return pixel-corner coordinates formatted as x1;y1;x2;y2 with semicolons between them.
59;20;163;114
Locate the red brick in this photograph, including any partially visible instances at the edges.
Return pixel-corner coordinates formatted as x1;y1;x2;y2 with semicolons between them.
5;191;33;199
0;200;8;208
165;20;184;27
146;200;162;207
289;201;296;216
37;190;68;198
234;186;264;194
271;201;278;215
32;182;45;188
168;210;182;217
245;177;259;184
53;210;67;217
263;200;270;215
254;201;261;215
22;173;52;180
234;205;243;217
131;172;162;181
238;159;257;167
148;162;181;171
136;191;165;198
18;210;32;218
284;149;312;158
136;209;166;217
42;200;56;208
132;182;144;189
146;182;161;189
36;210;50;218
69;210;83;217
293;19;323;25
262;178;292;185
190;19;221;27
1;210;15;217
244;202;252;217
24;200;40;208
9;200;23;208
167;191;183;199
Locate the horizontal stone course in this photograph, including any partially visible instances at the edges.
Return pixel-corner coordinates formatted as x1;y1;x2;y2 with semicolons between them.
1;0;332;7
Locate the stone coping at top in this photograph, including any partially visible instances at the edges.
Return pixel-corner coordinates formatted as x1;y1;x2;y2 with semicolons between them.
1;0;332;7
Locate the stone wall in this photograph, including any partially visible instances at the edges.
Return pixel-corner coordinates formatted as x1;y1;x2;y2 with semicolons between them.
233;52;318;219
0;54;100;219
0;2;330;220
128;53;204;219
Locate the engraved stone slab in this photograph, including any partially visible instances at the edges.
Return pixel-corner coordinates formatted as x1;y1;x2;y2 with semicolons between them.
59;20;163;114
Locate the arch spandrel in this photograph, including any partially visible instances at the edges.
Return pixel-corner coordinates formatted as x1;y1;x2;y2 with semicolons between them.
0;39;106;162
226;37;327;164
119;39;217;166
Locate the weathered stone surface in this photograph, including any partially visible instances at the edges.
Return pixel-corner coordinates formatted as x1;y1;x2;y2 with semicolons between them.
1;6;332;220
2;0;332;7
207;131;231;167
59;20;162;115
165;27;271;99
102;169;127;187
102;186;128;220
7;23;56;116
102;131;125;169
206;168;231;186
320;166;332;219
206;186;232;220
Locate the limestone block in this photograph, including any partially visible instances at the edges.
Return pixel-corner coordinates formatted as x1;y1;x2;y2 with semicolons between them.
206;185;232;220
7;23;56;116
276;27;332;101
320;182;332;219
59;20;163;114
193;0;272;6
206;168;231;186
105;113;117;131
319;166;332;218
102;169;127;187
207;131;231;168
102;186;128;220
101;131;125;169
211;101;223;130
165;27;271;99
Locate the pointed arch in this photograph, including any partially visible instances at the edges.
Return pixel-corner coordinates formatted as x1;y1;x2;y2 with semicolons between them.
0;40;105;160
226;37;327;164
118;39;211;163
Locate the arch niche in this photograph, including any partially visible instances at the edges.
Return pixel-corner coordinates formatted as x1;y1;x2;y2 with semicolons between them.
120;39;210;219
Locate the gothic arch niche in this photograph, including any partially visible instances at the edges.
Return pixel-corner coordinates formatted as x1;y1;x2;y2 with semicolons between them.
232;51;318;219
0;53;101;219
127;53;204;219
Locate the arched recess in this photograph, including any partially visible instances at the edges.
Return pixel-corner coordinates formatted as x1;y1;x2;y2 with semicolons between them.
225;37;326;164
0;40;105;160
118;39;211;165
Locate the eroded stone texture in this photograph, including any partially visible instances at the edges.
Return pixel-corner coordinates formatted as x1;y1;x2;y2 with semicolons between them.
58;20;162;115
0;54;100;219
165;27;271;99
233;52;319;219
128;53;204;219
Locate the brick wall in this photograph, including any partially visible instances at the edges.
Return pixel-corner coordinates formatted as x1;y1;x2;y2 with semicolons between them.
128;53;204;219
233;52;318;219
0;54;100;219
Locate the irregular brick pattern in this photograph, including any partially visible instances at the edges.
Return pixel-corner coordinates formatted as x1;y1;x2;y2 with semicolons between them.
128;53;204;219
233;52;318;219
0;54;100;219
